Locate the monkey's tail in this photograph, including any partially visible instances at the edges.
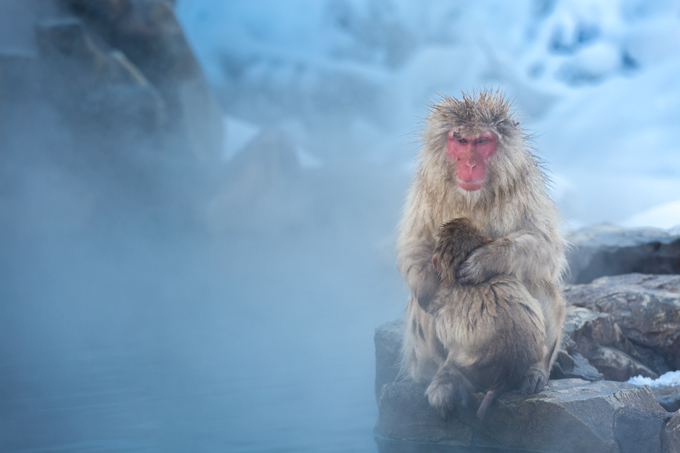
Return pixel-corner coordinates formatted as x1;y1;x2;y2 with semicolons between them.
476;388;500;420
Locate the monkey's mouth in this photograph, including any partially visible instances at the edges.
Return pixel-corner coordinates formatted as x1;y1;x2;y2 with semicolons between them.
458;180;484;191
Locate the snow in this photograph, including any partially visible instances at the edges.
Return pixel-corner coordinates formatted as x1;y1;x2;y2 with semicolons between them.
623;200;680;229
171;7;680;447
176;0;680;228
628;371;680;388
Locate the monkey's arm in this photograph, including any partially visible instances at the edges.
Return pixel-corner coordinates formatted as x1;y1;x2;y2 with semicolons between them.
397;238;440;310
456;229;561;286
396;183;442;309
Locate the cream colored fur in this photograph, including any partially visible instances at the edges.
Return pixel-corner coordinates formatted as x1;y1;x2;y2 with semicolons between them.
396;91;567;391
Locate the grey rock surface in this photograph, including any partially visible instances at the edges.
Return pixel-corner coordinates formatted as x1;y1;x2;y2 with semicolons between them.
564;274;680;375
375;272;680;451
375;319;404;401
0;0;224;230
652;386;680;413
550;348;603;381
566;224;680;284
663;411;680;453
613;407;669;453
559;304;658;381
0;0;222;167
376;378;667;453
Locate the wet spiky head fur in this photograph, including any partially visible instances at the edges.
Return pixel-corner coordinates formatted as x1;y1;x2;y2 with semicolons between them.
416;89;538;207
428;89;518;139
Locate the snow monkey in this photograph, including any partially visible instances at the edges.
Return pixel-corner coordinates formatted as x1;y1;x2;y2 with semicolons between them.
428;218;546;419
396;90;567;415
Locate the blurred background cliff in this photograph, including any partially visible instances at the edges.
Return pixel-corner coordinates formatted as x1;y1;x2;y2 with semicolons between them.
0;1;679;452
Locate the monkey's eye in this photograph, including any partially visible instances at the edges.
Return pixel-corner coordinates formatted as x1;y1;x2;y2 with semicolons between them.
476;138;488;144
458;138;467;144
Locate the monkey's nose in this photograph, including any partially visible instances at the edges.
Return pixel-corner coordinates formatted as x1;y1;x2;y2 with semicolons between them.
466;161;476;169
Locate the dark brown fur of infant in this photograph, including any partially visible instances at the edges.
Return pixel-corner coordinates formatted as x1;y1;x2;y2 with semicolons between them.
426;218;547;420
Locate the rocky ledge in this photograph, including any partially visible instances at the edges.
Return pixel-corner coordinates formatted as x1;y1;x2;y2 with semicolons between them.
376;274;680;452
566;224;680;284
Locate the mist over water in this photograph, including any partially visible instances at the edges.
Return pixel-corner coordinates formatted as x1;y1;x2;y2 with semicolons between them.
2;1;680;452
0;125;406;451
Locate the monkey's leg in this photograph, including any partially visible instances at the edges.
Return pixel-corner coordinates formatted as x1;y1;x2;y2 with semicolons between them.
425;356;475;419
520;298;565;394
519;338;558;394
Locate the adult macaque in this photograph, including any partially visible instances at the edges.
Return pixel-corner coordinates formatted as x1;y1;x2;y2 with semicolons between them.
396;91;567;409
427;218;546;419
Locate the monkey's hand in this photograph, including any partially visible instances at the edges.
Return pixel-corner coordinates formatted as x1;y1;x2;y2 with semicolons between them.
456;238;510;285
413;264;440;311
519;367;548;394
426;367;475;419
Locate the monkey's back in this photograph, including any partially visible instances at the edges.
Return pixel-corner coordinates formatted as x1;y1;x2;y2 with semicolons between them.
431;275;547;392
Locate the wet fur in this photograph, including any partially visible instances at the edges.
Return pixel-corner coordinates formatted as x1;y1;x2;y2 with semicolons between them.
427;218;546;419
396;90;567;415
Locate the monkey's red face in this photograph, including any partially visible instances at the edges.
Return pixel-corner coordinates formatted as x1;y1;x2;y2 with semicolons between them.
446;130;496;191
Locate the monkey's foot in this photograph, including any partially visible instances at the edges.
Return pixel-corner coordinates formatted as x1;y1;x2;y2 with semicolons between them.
519;368;547;394
425;370;474;419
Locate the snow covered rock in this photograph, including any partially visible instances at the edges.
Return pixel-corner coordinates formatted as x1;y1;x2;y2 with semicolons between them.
565;224;680;284
628;372;680;412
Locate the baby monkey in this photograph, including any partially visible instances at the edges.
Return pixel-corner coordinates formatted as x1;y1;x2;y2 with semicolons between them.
426;218;547;420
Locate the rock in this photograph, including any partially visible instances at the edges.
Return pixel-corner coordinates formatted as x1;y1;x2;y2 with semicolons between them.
663;411;680;453
560;305;658;381
374;313;677;451
565;274;680;373
0;0;222;169
614;407;669;453
65;0;224;161
653;386;680;413
204;129;315;234
566;224;680;284
375;319;404;401
36;18;153;86
376;381;481;447
383;276;679;389
376;378;667;453
35;18;167;135
550;348;603;382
